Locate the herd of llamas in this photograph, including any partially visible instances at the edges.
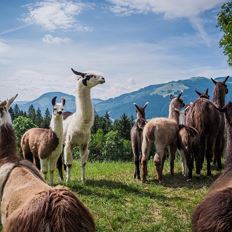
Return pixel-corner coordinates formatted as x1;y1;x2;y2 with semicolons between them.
0;69;232;231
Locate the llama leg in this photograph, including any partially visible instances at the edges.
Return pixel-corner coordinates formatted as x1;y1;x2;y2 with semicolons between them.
80;144;89;183
64;141;73;183
179;149;188;176
132;144;140;179
206;136;215;176
170;144;177;176
57;154;63;182
40;158;48;180
154;153;163;183
141;137;151;182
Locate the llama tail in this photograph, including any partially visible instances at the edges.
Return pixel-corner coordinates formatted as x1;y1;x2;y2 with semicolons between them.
3;187;96;232
21;133;34;163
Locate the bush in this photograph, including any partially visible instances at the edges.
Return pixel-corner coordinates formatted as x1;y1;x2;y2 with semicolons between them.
13;116;37;146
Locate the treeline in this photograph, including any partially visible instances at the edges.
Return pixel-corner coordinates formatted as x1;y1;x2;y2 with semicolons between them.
10;105;135;161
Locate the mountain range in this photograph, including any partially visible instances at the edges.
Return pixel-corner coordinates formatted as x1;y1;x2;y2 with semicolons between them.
13;76;232;119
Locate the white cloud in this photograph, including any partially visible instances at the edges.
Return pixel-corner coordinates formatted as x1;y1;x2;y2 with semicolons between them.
0;35;230;101
42;34;71;44
107;0;225;45
108;0;224;18
23;0;90;31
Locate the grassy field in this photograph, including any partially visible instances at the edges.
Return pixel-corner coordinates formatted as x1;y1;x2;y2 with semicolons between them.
53;159;221;232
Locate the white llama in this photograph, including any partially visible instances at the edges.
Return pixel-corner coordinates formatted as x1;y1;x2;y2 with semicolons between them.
63;68;105;183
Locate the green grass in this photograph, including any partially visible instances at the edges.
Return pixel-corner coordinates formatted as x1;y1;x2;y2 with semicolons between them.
52;160;220;232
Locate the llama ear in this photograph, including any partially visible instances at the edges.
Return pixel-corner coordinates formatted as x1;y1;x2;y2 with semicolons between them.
195;90;201;97
211;78;217;85
205;88;209;95
51;96;57;106
143;102;149;109
61;97;66;106
6;94;18;109
134;103;140;112
223;76;229;84
0;100;7;108
71;68;86;78
177;91;183;99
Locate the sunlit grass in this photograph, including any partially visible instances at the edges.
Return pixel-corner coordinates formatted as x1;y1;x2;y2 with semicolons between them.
52;159;220;232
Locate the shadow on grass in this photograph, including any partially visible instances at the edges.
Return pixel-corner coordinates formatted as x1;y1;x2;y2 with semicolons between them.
69;179;185;203
146;172;221;189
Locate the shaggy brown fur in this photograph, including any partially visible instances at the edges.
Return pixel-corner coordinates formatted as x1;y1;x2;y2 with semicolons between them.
192;102;232;232
3;187;95;232
186;97;221;176
21;128;59;167
131;103;148;179
0;107;96;231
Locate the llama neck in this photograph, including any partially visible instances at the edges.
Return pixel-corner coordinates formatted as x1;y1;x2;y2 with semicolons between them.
213;87;225;108
0;123;17;159
76;85;94;124
225;123;232;169
50;116;63;141
168;106;179;124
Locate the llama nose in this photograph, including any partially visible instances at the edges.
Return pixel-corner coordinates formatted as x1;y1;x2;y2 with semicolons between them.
58;111;62;115
101;77;105;83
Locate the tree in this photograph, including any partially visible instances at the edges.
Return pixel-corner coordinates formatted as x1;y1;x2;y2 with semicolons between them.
218;1;232;65
35;108;43;127
89;129;105;160
113;113;132;140
13;104;20;118
42;108;51;128
28;105;36;122
13;116;37;147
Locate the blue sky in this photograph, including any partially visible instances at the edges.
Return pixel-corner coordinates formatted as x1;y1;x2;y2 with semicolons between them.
0;0;231;101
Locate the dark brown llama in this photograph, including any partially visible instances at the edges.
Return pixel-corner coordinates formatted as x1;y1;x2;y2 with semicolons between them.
192;102;232;232
130;102;148;179
177;89;208;179
0;97;95;232
211;76;229;169
185;78;229;176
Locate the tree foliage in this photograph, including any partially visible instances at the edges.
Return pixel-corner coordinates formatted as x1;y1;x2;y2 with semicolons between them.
218;1;232;65
13;116;37;145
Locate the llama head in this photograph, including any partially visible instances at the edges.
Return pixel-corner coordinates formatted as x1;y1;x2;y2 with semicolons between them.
71;68;105;88
195;88;210;99
211;76;229;95
133;102;148;129
51;96;65;119
0;94;18;127
170;92;185;110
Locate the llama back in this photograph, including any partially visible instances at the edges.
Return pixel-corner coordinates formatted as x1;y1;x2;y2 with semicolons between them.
3;187;96;232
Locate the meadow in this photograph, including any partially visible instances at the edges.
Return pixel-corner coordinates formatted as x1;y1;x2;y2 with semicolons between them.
58;159;220;232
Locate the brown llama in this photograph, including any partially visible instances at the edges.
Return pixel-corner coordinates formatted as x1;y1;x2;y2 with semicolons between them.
177;88;209;179
0;97;95;232
185;77;229;176
211;76;229;169
21;96;65;186
130;102;148;179
192;102;232;232
141;92;185;183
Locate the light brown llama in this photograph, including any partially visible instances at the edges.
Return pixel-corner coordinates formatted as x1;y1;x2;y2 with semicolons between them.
192;102;232;232
141;93;185;183
21;96;65;185
0;97;95;232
